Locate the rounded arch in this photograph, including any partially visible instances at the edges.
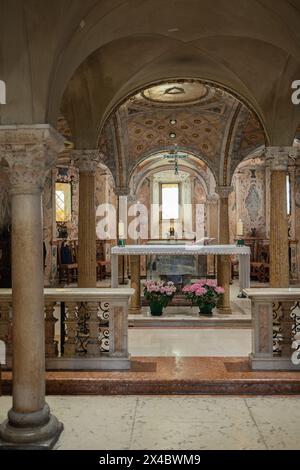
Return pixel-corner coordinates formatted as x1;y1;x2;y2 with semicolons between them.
97;160;117;191
47;0;300;137
95;78;268;190
128;148;216;195
95;75;270;149
127;146;218;189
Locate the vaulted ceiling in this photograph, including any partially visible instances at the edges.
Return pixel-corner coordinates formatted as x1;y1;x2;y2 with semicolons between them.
97;80;266;187
1;0;300;149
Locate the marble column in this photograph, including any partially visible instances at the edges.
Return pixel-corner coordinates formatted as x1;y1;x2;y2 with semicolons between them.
206;193;219;276
115;188;129;284
0;125;64;449
74;150;99;288
266;147;294;288
215;185;233;313
129;255;141;314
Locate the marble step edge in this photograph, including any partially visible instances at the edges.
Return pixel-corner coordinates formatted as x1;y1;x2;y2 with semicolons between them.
128;318;252;328
2;379;300;396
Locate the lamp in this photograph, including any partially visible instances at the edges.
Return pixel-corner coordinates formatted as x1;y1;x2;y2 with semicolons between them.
163;144;187;175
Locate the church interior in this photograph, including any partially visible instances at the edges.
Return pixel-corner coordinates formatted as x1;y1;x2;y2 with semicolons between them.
1;0;300;451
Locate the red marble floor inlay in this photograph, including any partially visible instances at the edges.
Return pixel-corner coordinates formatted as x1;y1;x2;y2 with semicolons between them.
2;357;300;396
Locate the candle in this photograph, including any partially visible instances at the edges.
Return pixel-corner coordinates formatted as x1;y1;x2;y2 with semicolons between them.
118;222;125;239
236;219;244;236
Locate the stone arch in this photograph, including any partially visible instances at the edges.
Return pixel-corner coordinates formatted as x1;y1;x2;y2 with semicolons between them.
95;78;268;190
128;149;215;196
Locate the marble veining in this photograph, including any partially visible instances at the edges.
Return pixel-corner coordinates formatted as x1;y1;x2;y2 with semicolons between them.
1;395;299;450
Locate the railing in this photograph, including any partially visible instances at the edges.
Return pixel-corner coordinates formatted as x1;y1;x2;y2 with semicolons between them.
0;287;134;370
244;288;300;370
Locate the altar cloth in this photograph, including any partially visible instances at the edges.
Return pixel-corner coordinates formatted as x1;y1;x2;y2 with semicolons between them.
110;244;251;291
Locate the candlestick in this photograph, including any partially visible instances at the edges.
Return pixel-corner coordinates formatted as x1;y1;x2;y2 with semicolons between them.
236;219;244;237
118;222;125;239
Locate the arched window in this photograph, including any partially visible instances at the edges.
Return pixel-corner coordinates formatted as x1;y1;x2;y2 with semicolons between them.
0;80;6;104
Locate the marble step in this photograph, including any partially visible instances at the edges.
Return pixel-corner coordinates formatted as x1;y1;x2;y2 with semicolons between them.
2;357;300;396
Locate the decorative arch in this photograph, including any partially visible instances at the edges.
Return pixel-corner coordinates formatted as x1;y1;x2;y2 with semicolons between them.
127;147;217;192
97;79;268;190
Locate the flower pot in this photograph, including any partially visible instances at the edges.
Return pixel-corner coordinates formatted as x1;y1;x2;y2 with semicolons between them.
198;303;215;316
149;300;164;316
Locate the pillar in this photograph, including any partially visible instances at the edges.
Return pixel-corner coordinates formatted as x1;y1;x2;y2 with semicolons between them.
74;150;99;288
206;193;218;276
266;147;294;288
129;255;141;314
215;185;233;313
0;125;64;449
115;188;129;284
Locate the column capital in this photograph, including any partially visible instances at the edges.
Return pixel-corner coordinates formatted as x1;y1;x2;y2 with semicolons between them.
115;186;130;197
206;193;219;205
265;146;299;171
72;149;100;174
0;125;64;194
215;186;233;198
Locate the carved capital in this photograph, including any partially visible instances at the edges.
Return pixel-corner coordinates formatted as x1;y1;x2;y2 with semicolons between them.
215;186;233;199
72;149;100;174
0;125;64;194
115;186;130;196
206;193;219;204
265;146;298;171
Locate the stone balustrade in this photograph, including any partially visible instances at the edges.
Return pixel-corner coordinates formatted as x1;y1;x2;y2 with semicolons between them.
244;288;300;370
0;287;134;370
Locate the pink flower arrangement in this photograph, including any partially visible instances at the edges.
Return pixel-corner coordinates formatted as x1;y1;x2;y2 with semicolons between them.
144;280;176;306
182;279;224;308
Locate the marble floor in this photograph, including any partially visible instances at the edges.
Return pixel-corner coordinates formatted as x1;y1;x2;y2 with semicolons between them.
128;328;252;357
0;328;252;364
0;395;299;450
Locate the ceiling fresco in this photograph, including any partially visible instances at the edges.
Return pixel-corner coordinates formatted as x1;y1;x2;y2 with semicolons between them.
56;81;279;187
98;80;266;187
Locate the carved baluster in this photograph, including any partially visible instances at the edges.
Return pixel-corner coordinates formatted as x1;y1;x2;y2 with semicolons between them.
44;302;58;358
64;302;78;357
86;302;100;357
0;301;12;366
280;301;295;357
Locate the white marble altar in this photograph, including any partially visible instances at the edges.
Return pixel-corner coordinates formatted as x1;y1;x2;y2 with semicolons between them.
111;244;251;313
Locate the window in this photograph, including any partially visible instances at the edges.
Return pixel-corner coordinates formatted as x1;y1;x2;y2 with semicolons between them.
55;183;71;222
161;183;179;220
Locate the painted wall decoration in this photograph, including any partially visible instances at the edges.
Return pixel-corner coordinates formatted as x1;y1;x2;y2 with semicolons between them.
229;158;266;241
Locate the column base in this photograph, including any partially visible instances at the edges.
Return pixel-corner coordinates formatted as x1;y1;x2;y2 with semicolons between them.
129;307;141;315
217;307;232;315
0;404;63;450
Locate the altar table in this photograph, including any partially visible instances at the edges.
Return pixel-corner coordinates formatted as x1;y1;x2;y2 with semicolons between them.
110;244;251;312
